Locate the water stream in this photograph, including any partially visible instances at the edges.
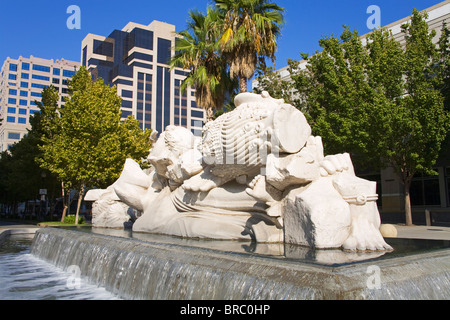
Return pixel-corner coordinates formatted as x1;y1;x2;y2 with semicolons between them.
29;227;450;300
2;228;450;300
0;234;120;300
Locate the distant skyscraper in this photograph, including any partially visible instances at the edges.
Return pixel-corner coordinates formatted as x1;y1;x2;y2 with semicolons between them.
81;20;205;136
0;56;80;152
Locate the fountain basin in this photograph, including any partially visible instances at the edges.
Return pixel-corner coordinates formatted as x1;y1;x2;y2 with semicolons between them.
30;227;450;300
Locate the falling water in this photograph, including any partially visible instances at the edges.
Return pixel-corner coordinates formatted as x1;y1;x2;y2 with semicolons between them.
30;228;450;300
0;234;119;300
30;228;321;300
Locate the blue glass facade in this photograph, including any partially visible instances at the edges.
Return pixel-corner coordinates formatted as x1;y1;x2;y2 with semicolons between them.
82;21;204;134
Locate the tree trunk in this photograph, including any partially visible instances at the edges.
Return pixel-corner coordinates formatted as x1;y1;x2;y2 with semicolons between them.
60;181;68;223
206;107;215;122
75;183;85;225
240;77;248;93
403;179;413;226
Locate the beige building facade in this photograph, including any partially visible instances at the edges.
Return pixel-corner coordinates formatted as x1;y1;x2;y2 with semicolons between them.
0;56;80;152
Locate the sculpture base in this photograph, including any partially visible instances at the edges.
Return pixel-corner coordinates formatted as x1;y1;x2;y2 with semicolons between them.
31;228;450;300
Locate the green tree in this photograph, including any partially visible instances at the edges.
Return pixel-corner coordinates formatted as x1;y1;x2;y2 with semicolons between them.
290;9;449;226
34;85;76;221
216;0;285;92
171;8;232;121
437;23;450;110
38;66;152;224
435;23;450;161
0;89;59;219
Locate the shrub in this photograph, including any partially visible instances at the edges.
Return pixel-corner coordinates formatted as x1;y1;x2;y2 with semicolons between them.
63;214;85;225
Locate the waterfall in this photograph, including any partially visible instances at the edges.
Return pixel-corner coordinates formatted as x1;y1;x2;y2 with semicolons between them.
31;228;450;300
31;228;319;300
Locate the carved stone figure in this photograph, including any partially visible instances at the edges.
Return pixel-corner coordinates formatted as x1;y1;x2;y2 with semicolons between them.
88;92;392;252
84;185;136;229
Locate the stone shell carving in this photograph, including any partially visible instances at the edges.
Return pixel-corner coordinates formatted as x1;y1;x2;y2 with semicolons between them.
200;92;312;179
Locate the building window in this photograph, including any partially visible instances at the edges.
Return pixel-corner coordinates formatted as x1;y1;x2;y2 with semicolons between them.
31;83;47;89
446;167;450;207
32;74;50;81
7;107;16;114
19;108;27;115
22;62;30;70
63;70;76;78
191;110;204;118
7;116;15;123
19;100;27;106
93;40;114;57
21;73;29;79
174;78;188;128
9;89;17;95
8;98;16;105
82;46;87;67
20;82;29;88
410;172;441;206
18;117;26;124
132;28;154;50
122;90;133;98
52;78;60;84
121;110;132;118
9;63;17;72
8;74;16;80
191;119;203;127
8;132;21;140
122;100;132;108
157;38;171;65
31;92;41;97
32;64;50;72
20;91;28;97
53;68;60;76
175;69;189;77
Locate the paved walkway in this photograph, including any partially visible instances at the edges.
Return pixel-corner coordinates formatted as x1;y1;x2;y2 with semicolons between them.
394;225;450;240
0;220;40;230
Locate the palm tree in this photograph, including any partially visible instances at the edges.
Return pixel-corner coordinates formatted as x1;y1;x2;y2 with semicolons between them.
171;8;232;122
215;0;284;92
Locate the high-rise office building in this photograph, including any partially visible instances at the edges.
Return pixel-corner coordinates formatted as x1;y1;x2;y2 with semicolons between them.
0;56;80;152
81;20;205;136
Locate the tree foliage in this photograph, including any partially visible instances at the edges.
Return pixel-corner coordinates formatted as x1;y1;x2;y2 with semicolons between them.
274;8;449;225
37;66;152;221
0;87;60;217
171;0;285;120
171;8;233;121
216;0;284;92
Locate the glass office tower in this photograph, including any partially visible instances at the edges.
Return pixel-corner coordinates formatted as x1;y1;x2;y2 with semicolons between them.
81;20;205;135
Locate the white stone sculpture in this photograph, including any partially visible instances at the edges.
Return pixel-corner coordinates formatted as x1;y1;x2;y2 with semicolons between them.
85;185;136;229
99;91;392;252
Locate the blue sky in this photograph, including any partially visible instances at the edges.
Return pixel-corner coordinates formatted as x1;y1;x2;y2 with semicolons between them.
0;0;444;71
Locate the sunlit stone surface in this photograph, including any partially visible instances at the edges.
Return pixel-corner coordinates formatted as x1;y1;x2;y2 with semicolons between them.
86;92;392;252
